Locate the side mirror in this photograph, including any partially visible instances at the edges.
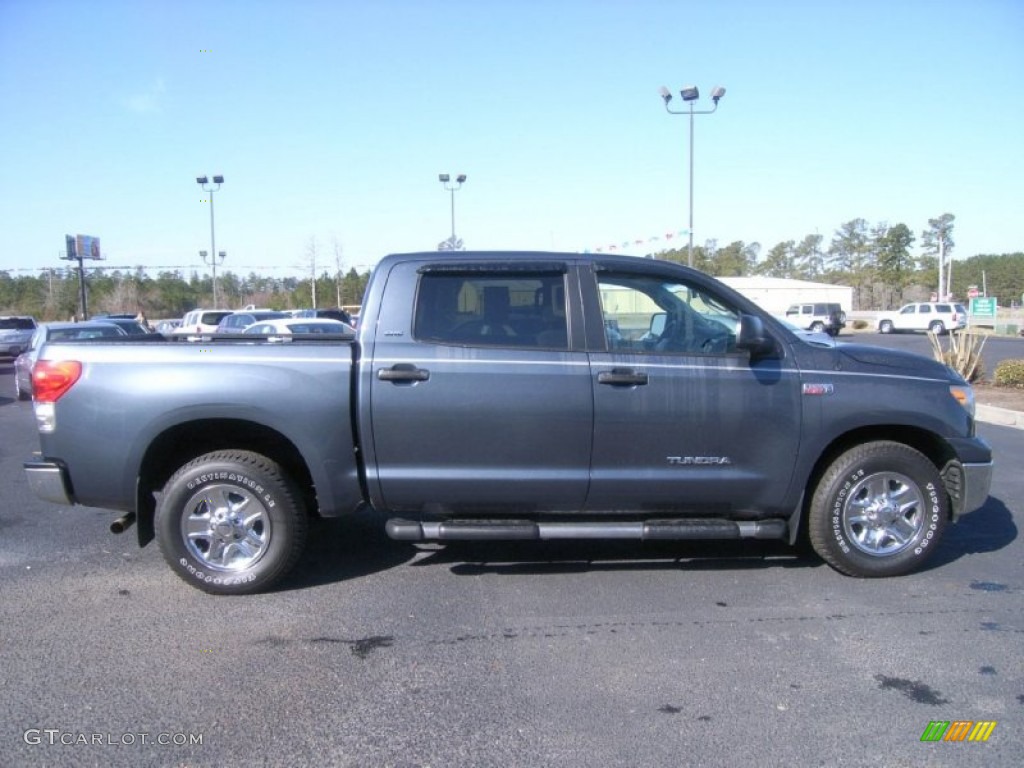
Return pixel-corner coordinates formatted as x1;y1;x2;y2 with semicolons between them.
649;312;667;336
735;314;775;357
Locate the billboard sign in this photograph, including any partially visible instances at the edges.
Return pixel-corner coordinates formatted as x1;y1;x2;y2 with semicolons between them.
76;235;102;260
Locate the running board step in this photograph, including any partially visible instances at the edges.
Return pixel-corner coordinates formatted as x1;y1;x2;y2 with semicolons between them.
385;518;787;542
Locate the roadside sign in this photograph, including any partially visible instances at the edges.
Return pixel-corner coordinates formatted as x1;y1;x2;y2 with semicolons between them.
970;297;997;319
967;286;980;299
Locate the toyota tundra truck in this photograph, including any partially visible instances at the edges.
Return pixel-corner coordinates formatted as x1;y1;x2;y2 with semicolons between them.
23;251;993;594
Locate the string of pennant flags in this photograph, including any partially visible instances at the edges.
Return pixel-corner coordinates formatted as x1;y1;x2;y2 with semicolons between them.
582;229;690;254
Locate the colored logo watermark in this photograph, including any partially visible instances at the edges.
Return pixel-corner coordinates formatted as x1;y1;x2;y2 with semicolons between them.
921;721;997;742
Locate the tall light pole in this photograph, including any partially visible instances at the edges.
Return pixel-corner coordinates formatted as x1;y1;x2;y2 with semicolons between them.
438;173;467;250
659;85;726;268
197;174;225;306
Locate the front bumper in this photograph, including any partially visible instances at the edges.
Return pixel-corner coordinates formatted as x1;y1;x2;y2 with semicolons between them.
24;456;74;506
943;460;994;521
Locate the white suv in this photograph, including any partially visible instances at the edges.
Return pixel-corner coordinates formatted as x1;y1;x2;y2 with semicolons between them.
171;309;233;336
876;302;968;335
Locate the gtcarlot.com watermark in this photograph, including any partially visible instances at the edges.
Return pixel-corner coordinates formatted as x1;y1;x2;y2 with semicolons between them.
24;729;203;747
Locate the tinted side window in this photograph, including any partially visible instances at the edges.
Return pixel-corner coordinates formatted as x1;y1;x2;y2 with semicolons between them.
414;272;568;349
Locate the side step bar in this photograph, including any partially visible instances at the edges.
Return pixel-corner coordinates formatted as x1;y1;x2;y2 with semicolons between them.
386;518;787;542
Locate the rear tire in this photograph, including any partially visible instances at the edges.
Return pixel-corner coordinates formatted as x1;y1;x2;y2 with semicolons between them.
810;321;826;333
929;320;946;335
878;320;894;334
808;441;947;577
156;450;308;594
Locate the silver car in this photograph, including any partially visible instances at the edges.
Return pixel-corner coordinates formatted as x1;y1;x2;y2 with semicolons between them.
14;321;127;400
0;316;37;360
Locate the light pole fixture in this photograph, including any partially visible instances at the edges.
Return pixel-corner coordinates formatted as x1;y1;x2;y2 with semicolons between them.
197;174;225;306
659;85;726;268
438;173;467;250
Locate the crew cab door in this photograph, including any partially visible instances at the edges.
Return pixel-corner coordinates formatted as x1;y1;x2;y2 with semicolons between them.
584;265;802;513
363;259;593;513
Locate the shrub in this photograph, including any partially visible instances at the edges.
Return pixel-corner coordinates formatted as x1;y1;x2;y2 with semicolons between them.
852;319;868;330
993;359;1024;388
928;329;986;383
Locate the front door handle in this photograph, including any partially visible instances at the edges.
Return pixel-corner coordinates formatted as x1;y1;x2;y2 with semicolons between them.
378;364;430;383
597;368;648;386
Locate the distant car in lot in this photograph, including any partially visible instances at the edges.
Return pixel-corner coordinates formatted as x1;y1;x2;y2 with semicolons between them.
876;302;968;335
153;318;182;334
0;315;38;360
215;310;289;333
242;317;355;340
14;321;128;400
171;309;234;336
90;315;152;335
291;307;354;324
784;302;846;337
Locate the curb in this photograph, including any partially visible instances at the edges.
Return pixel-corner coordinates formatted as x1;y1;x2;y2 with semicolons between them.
976;404;1024;430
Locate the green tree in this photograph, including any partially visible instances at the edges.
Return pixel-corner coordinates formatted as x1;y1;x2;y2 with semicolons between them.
755;240;796;278
793;234;825;280
875;223;916;308
829;219;872;308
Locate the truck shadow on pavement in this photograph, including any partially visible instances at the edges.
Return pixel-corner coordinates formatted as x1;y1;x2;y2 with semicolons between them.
417;539;818;576
277;510;421;592
280;496;1017;588
923;496;1018;571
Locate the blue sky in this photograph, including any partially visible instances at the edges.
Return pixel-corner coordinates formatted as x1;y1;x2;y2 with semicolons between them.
1;0;1022;279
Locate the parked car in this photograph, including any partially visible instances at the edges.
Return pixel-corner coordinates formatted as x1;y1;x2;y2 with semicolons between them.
91;315;153;336
0;315;38;359
153;318;183;334
291;307;354;324
876;302;968;335
215;310;288;333
171;309;234;336
242;317;355;339
14;321;128;400
784;302;846;336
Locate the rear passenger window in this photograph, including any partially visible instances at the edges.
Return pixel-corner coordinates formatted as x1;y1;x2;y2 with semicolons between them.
414;270;568;349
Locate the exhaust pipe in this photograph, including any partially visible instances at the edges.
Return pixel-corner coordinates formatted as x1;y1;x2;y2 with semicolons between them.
110;512;137;534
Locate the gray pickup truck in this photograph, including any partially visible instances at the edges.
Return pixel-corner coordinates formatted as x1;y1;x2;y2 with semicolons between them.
24;251;993;594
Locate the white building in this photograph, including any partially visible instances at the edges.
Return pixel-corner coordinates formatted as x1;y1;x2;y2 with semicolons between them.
719;276;854;315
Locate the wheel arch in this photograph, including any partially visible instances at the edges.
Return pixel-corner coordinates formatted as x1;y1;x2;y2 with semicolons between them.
790;425;958;546
135;419;316;548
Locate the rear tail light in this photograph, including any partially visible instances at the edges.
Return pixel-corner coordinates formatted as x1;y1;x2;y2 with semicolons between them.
32;360;83;403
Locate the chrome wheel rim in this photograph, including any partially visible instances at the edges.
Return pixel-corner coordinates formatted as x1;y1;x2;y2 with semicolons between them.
842;471;925;556
181;483;271;571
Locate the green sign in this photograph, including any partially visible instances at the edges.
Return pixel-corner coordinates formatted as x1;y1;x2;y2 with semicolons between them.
970;297;997;319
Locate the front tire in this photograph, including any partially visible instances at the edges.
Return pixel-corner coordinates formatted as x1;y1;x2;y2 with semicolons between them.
810;321;826;333
156;450;308;594
808;442;947;577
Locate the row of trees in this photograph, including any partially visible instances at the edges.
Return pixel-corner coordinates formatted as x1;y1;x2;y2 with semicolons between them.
652;213;1023;310
0;267;372;322
2;213;1022;318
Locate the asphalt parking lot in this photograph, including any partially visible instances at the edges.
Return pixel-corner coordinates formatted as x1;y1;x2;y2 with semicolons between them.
1;358;1021;767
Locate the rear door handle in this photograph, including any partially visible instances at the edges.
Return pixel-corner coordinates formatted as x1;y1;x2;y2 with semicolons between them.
378;364;430;383
597;368;648;386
